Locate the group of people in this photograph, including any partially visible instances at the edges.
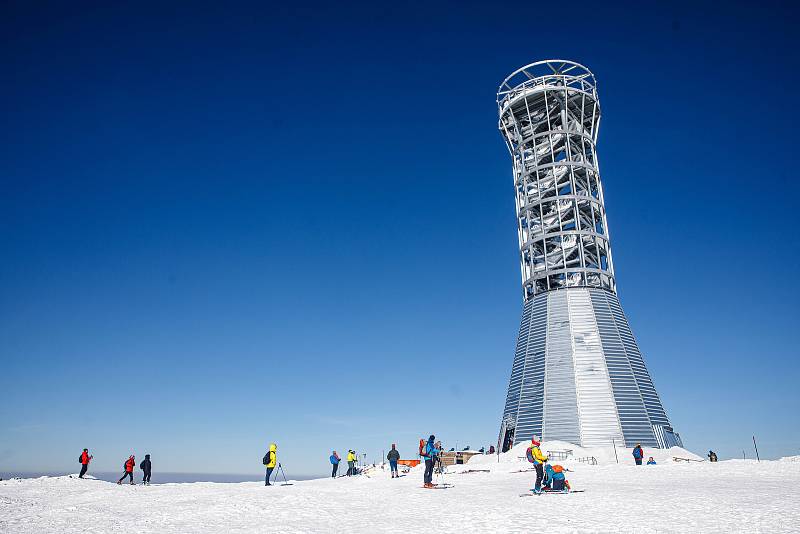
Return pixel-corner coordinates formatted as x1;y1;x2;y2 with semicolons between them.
326;445;402;479
83;436;716;492
326;449;359;478
632;443;657;465
526;436;556;494
76;448;152;485
526;437;573;493
117;454;152;485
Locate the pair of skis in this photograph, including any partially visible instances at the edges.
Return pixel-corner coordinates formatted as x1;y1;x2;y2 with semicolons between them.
422;483;454;490
519;489;584;497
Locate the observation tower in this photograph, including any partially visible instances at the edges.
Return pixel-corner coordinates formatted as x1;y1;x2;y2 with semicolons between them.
496;60;681;451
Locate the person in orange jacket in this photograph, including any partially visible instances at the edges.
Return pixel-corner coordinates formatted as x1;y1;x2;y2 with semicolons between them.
78;449;93;479
117;455;136;485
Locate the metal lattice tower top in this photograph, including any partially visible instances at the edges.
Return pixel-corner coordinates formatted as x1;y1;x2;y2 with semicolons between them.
498;60;615;301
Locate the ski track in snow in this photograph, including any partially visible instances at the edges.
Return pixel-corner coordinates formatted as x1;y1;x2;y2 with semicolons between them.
2;445;799;533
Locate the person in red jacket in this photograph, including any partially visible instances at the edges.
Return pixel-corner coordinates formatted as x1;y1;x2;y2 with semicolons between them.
78;449;93;478
117;455;136;485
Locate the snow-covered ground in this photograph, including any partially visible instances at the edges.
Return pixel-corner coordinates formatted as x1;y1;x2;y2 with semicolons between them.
2;442;799;533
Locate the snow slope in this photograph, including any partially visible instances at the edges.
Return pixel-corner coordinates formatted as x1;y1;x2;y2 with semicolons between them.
2;445;798;533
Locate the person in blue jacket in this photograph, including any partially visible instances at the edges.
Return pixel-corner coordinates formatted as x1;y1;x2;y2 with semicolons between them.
542;463;569;491
646;456;657;465
330;451;341;478
632;444;644;465
422;435;441;488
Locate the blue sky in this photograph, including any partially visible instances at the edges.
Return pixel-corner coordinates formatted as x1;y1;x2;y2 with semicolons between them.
1;1;798;476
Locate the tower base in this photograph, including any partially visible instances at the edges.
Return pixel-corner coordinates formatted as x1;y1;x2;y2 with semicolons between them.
499;288;680;450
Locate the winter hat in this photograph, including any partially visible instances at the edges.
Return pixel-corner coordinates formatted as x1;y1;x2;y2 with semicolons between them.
429;435;435;441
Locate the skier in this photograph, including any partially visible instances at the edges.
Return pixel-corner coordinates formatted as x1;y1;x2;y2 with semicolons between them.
632;444;644;466
708;450;718;462
387;444;400;478
330;450;341;478
117;455;136;485
139;454;152;485
263;443;277;486
421;435;441;488
526;436;548;494
646;456;657;465
78;449;93;478
346;450;355;476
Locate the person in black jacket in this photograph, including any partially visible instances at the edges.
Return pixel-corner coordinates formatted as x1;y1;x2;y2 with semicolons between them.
387;444;400;478
139;454;152;485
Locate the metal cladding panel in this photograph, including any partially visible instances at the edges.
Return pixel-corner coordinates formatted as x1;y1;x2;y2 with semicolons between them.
501;300;532;423
589;289;670;447
589;290;655;445
542;290;581;443
514;295;547;441
568;290;624;447
606;296;671;429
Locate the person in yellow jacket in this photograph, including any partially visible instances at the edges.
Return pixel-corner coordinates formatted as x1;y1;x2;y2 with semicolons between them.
346;450;356;476
263;443;277;486
526;436;548;494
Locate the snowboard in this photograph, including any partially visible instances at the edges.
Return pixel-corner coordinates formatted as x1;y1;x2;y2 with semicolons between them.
422;483;454;489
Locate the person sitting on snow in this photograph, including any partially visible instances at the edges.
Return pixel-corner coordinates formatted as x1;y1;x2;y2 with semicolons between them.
526;436;548;494
542;463;570;492
647;457;657;465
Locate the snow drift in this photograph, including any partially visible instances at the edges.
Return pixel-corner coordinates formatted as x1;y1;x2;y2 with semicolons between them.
1;446;798;533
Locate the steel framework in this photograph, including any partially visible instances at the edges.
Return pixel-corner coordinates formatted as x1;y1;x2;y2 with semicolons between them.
498;60;613;301
497;60;681;450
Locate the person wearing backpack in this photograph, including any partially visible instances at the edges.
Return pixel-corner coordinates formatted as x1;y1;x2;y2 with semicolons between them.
139;454;152;485
330;450;341;478
117;455;136;485
78;449;93;479
526;436;548;494
387;444;400;478
263;443;277;486
632;443;644;465
421;435;440;488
